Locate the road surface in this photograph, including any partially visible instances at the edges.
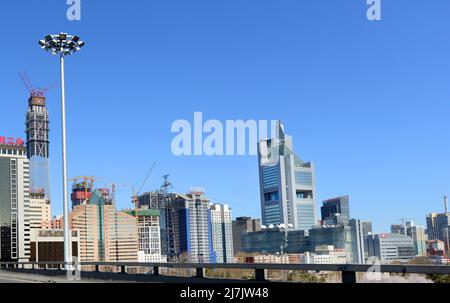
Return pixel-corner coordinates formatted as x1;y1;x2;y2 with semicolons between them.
0;276;33;283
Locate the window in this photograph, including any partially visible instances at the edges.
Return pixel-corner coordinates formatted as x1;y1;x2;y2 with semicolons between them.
296;171;313;186
264;191;279;202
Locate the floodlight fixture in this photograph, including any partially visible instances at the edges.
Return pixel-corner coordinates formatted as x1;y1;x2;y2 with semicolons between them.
39;32;85;57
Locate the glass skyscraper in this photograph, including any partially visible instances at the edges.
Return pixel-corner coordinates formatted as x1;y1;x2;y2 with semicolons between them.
321;196;350;225
258;121;317;231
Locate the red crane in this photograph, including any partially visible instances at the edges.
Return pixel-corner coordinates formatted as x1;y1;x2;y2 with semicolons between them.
19;71;56;97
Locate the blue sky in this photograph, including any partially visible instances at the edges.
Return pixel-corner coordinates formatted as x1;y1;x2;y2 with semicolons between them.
1;0;449;233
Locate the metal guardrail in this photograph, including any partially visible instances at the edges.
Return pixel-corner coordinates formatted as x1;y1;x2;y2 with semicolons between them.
1;261;449;283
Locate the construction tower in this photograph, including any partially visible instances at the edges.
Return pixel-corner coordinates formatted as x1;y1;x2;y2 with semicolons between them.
22;72;51;202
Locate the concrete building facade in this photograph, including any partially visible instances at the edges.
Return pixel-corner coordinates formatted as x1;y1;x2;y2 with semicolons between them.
0;140;31;262
29;192;51;229
366;233;416;263
70;189;138;262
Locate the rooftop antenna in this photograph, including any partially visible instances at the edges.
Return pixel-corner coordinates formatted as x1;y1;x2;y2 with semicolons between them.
445;195;449;213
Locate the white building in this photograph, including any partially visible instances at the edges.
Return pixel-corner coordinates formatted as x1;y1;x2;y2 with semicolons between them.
0;140;31;262
29;192;52;229
210;204;234;263
302;245;347;264
258;121;317;231
130;209;166;263
366;233;416;263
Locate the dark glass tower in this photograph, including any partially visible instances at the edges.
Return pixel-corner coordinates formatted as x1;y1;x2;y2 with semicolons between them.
321;196;350;225
26;95;51;202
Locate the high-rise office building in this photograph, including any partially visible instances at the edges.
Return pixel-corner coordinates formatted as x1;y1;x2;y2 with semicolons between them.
366;233;416;263
0;139;31;262
171;189;214;263
29;192;52;229
26;94;51;202
321;196;350;225
210;204;234;263
126;209;165;263
362;221;373;236
426;197;450;253
391;224;406;235
232;217;261;255
349;219;367;264
258;121;317;231
406;223;426;257
70;189;138;262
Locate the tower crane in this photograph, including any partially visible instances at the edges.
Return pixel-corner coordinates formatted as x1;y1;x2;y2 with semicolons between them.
132;162;157;210
19;71;56;97
130;162;157;261
69;176;102;204
104;183;132;207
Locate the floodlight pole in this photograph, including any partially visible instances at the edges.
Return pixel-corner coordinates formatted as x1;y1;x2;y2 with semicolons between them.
59;53;71;269
39;33;84;271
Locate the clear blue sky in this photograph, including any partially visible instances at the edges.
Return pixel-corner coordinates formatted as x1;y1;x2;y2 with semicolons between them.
1;0;449;233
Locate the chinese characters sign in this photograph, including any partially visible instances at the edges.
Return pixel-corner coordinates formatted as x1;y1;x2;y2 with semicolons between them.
0;136;24;146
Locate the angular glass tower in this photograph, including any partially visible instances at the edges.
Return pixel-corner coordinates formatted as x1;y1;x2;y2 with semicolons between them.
258;121;317;231
26;95;51;202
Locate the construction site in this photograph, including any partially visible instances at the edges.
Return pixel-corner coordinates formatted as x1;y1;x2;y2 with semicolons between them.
67;166;179;262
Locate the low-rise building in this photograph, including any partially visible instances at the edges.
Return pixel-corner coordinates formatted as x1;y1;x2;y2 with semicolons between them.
366;233;415;263
426;239;446;257
245;254;302;264
29;229;79;262
241;227;309;254
301;245;347;264
308;225;354;263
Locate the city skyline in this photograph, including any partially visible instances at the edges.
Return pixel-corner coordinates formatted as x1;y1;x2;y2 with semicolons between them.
1;1;450;234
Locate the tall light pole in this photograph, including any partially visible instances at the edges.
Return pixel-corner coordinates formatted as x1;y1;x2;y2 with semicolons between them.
39;33;85;269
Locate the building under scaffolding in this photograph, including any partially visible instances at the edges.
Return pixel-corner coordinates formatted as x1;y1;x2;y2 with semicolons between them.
138;182;216;263
137;176;177;261
26;94;51;202
71;177;112;208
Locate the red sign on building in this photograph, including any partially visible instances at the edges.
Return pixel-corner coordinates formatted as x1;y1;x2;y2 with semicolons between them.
0;136;24;146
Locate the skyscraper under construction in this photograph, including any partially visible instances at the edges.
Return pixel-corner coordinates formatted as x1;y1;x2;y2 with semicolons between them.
25;92;51;203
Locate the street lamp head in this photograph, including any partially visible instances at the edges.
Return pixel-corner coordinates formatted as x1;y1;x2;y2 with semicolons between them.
39;33;85;56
